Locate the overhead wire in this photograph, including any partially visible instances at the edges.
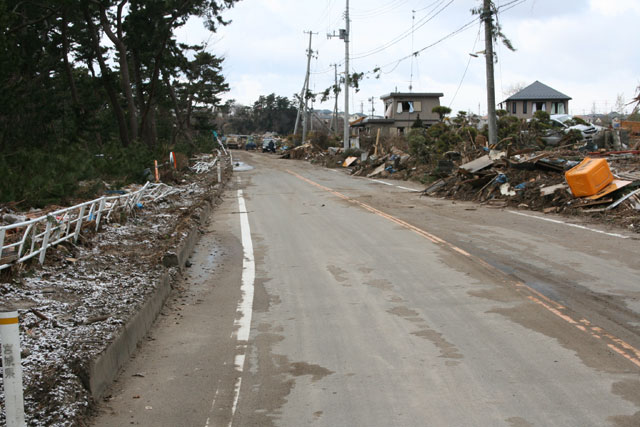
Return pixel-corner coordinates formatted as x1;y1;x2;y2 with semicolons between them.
350;0;409;19
448;22;482;108
495;0;504;100
497;0;528;13
351;0;449;59
351;0;453;60
379;0;526;77
413;0;447;13
380;17;480;74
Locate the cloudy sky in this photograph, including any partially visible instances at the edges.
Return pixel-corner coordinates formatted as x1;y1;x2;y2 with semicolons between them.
177;0;640;116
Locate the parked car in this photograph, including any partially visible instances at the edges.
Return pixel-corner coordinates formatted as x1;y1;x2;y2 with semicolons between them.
226;135;240;149
262;138;276;153
549;114;603;139
245;137;257;150
537;114;603;146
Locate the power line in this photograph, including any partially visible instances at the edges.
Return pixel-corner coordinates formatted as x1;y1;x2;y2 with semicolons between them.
448;23;482;108
498;0;528;13
413;0;447;13
380;17;480;74
351;0;453;60
377;0;526;75
350;0;409;19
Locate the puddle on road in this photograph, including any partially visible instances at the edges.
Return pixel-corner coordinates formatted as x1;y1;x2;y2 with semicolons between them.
233;161;254;171
609;379;640;426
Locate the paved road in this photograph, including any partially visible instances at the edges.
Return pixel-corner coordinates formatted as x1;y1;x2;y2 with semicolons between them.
92;151;640;427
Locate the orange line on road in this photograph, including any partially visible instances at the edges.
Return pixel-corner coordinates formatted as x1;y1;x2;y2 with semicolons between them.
286;169;640;370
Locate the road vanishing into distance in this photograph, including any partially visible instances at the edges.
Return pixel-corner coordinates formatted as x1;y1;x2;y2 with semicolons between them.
92;151;640;427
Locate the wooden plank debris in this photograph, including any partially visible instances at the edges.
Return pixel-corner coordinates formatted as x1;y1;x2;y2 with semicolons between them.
459;155;493;173
540;183;567;196
585;179;632;200
606;188;640;210
342;156;358;167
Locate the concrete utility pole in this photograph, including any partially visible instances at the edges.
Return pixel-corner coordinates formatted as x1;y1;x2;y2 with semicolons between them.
328;0;350;148
483;0;498;147
330;63;339;135
294;31;315;144
343;0;350;149
369;96;375;118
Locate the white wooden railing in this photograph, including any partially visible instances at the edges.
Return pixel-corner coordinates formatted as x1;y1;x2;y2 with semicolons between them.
0;182;180;271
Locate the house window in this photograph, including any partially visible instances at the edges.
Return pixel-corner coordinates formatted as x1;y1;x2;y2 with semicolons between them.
397;127;405;135
522;101;527;114
413;101;422;112
396;101;415;113
512;102;517;114
385;102;393;118
532;102;546;113
552;102;565;114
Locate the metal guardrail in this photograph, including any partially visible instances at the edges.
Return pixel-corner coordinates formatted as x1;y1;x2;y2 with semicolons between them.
191;156;219;174
0;182;181;271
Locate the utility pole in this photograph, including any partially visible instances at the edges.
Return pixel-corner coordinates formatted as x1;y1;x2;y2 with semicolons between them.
330;63;339;135
368;96;375;118
310;93;314;133
343;0;350;149
329;1;350;148
294;31;315;144
483;0;497;147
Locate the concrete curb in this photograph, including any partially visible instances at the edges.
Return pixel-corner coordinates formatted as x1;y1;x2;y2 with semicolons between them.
87;176;228;400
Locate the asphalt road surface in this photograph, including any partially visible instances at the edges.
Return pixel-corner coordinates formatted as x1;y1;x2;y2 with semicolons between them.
92;151;640;427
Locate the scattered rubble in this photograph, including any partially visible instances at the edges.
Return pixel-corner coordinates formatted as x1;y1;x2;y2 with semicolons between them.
0;156;231;426
283;129;640;232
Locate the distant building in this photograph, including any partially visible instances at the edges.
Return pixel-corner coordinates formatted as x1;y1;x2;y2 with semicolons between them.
351;92;444;137
500;81;571;119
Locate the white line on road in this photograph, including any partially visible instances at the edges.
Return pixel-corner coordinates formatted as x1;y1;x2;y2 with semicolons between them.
396;185;421;192
508;210;630;239
370;179;394;186
207;189;255;427
229;189;256;425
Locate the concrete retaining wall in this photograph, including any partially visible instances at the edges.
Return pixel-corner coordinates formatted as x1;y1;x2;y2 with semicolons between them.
87;177;227;399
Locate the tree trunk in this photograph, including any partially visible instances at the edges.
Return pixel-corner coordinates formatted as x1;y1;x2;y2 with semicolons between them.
60;14;81;114
84;5;130;147
162;71;192;143
99;2;139;141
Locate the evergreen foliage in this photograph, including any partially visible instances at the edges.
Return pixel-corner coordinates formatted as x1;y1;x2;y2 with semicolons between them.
0;0;239;206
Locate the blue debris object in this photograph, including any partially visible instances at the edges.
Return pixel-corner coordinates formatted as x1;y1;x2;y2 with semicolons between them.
385;166;396;174
136;203;143;209
515;183;527;190
495;173;508;184
105;190;126;195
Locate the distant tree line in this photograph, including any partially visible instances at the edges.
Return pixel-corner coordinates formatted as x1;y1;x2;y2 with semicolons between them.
220;93;298;135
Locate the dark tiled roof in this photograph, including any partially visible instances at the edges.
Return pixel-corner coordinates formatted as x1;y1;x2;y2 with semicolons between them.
380;92;443;99
504;81;571;101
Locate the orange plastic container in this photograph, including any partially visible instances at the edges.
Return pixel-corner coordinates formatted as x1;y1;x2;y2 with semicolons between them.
564;157;613;197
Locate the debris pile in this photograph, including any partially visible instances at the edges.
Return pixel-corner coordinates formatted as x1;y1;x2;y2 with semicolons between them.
281;131;640;230
281;142;325;161
422;148;640;225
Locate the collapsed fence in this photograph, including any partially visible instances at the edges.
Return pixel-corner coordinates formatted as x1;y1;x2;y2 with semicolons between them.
0;182;182;271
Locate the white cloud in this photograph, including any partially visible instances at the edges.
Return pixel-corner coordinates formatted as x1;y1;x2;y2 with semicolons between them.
179;0;640;116
590;0;640;16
